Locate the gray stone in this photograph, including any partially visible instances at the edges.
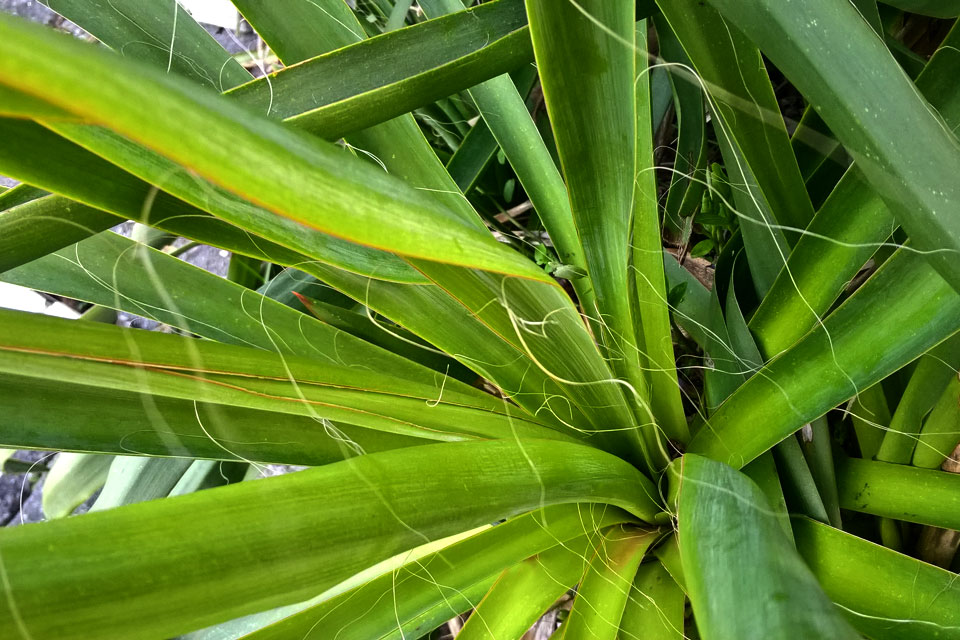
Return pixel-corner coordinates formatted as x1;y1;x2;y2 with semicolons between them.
8;473;46;526
0;0;87;37
0;474;26;526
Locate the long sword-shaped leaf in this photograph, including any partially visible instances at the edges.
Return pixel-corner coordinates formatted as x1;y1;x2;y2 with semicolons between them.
0;309;560;444
186;526;488;640
233;0;481;225
14;1;638;456
560;525;659;640
750;22;960;358
0;137;602;436
689;250;960;468
526;0;657;468
41;122;430;283
243;0;641;455
229;0;533;140
44;1;637;453
454;535;594;640
34;0;535;155
41;0;251;89
635;21;688;443
657;0;815;235
878;334;960;464
0;439;659;639
243;506;625;640
837;457;960;530
670;454;859;639
795;517;960;639
0;14;548;283
0;123;422;283
418;0;594;313
52;1;637;462
0;182;44;210
524;0;632;342
90;456;193;511
704;0;960;294
618;560;686;640
1;231;467;390
655;15;707;236
912;373;960;469
0;371;425;464
13;0;439;284
0;192;118;273
41;452;110;519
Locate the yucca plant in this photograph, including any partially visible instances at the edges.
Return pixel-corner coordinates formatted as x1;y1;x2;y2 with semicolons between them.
1;0;960;637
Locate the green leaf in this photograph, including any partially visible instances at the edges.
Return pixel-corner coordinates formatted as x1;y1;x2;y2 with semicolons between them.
878;334;960;464
742;452;794;541
186;526;486;639
6;4;640;458
703;0;960;294
618;560;685;640
795;517;960;639
0;193;118;273
0;14;550;284
667;282;688;309
41;452;111;519
42;0;251;89
849;382;891;460
385;0;413;31
799;417;843;527
657;0;815;235
445;116;499;193
419;0;594;312
662;248;759;418
232;0;623;441
231;0;484;224
0;439;660;639
0;183;45;210
525;0;634;334
526;0;658;467
0;125;406;283
689;239;715;258
837;456;960;530
0;370;424;465
247;506;628;640
231;0;365;63
671;454;859;639
655;15;708;235
750;22;960;358
294;293;468;378
228;0;534;141
771;435;830;525
634;21;689;444
713;122;791;298
454;534;594;640
1;231;450;385
0;308;561;445
913;373;960;469
12;4;640;456
689;251;960;468
560;525;659;640
90;456;193;512
0;83;72;119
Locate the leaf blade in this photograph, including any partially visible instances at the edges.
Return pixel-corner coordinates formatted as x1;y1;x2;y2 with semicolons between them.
672;454;859;640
